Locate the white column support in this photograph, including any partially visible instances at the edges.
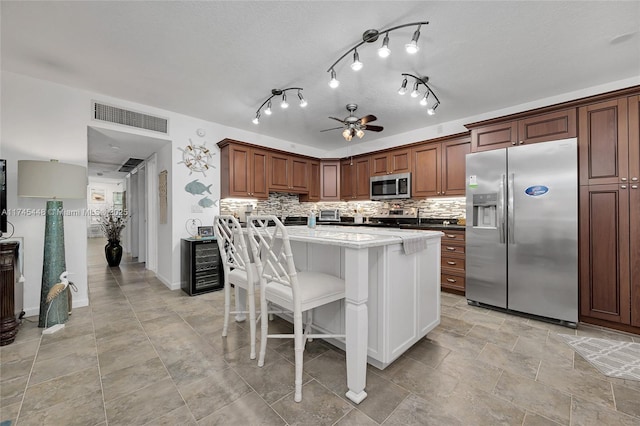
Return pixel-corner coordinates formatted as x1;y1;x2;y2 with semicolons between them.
344;246;368;404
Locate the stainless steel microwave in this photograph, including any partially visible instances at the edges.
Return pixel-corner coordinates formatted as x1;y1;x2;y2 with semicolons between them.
370;172;411;200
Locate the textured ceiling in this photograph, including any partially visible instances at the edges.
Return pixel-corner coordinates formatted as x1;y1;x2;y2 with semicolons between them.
2;1;639;162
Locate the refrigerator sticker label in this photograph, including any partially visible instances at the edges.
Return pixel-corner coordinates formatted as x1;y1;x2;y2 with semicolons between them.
468;175;478;188
525;185;549;196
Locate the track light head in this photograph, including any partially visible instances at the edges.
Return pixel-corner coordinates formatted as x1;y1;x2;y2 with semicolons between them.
351;49;363;71
329;69;340;88
252;114;260;125
281;93;289;109
298;91;307;107
405;26;421;54
378;33;391;58
398;78;408;95
265;100;272;115
410;82;420;98
419;92;430;106
427;102;439;115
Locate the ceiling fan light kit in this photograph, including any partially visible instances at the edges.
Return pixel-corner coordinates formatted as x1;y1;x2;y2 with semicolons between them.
321;103;384;142
253;88;306;124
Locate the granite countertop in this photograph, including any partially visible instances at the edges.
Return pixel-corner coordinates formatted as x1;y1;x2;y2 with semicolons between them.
254;225;442;249
316;219;465;231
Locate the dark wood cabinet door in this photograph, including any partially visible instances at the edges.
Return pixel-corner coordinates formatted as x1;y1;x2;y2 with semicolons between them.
389;148;410;174
579;99;628;186
268;152;290;192
290;157;309;192
579;185;630;324
340;160;354;200
628;95;640;326
470;121;517;152
354;157;371;199
441;137;471;196
518;109;576;145
228;145;250;197
411;143;440;197
370;149;409;176
301;160;320;202
370;152;389;176
250;148;268;199
320;161;340;201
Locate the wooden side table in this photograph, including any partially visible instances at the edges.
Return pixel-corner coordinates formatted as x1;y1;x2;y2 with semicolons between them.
0;241;19;345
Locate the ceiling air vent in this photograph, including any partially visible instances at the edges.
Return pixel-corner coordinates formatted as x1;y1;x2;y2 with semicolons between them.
118;158;145;173
93;102;168;134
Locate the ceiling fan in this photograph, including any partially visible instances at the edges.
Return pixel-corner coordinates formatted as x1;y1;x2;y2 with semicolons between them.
320;104;384;141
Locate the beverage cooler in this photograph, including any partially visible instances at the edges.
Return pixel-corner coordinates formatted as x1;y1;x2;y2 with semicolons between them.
181;238;224;296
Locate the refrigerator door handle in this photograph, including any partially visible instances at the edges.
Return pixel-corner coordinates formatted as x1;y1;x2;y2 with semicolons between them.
508;173;515;244
498;174;506;244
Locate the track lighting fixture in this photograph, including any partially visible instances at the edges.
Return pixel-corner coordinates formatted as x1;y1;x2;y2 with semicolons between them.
326;21;428;88
252;87;305;124
398;73;441;115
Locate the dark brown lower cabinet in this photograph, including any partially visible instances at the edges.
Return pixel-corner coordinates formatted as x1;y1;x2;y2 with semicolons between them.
579;184;640;332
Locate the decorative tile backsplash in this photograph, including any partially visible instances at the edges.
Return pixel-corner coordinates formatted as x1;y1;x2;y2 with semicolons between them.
221;193;466;219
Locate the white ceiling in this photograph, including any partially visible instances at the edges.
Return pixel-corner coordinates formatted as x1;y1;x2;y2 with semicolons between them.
2;1;639;161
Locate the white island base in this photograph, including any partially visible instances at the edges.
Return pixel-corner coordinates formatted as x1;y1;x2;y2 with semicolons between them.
264;226;442;404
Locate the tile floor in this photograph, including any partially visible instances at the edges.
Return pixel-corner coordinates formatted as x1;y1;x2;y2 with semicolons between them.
1;238;640;425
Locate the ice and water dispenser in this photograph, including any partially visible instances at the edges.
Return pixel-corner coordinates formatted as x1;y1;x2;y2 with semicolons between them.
472;193;498;228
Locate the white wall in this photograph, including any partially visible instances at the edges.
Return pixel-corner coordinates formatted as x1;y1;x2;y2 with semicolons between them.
1;71;316;316
86;177;125;236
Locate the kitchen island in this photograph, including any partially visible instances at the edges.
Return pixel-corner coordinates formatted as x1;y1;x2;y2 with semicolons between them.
275;226;442;404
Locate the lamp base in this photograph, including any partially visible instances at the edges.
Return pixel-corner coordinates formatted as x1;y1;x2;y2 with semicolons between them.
42;323;65;335
38;200;69;328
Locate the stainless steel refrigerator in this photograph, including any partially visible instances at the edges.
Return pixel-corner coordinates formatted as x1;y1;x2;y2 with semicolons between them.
465;138;578;325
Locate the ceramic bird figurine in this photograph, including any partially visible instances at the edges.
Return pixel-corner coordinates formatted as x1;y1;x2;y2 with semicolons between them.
43;271;70;334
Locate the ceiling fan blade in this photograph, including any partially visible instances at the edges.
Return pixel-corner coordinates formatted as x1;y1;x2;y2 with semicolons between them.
363;125;384;132
359;114;377;124
320;127;344;132
329;117;345;123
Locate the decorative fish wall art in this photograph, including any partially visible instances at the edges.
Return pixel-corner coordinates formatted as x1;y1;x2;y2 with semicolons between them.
184;179;218;208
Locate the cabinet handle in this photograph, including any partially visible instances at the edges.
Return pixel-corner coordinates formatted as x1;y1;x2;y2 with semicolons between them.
632;177;638;181
447;261;457;265
622;177;628;182
512;141;516;145
446;278;456;283
632;185;638;189
621;185;627;189
446;234;457;238
519;141;524;145
446;246;456;251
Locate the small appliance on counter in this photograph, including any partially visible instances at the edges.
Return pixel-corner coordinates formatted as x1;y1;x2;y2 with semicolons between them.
318;209;340;222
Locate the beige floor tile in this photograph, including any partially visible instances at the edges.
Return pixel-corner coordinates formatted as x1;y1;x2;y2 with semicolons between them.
383;393;464;425
197;391;286;425
442;381;526;425
436;351;502;392
477;342;541;380
571;395;640;425
21;366;101;413
612;383;640;419
402;337;451;368
0;338;39;364
104;377;185;426
493;370;571;425
1;374;27;407
522;411;563;425
467;323;519;350
384;357;459;400
28;345;98;385
334;408;378;425
142;405;197;425
16;389;105;426
101;356;170;402
271;379;352;425
178;368;252;420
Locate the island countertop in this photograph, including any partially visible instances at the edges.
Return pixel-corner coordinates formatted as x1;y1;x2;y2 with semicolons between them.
281;225;443;249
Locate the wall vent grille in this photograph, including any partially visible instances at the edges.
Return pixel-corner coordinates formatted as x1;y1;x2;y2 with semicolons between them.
93;102;168;134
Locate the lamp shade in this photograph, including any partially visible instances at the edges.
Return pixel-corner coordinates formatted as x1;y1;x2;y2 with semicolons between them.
18;160;87;199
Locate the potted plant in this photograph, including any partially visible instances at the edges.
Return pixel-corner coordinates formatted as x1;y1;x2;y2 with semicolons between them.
99;209;128;267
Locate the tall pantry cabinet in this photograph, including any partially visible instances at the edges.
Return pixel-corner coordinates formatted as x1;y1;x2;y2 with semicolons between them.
578;95;640;332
